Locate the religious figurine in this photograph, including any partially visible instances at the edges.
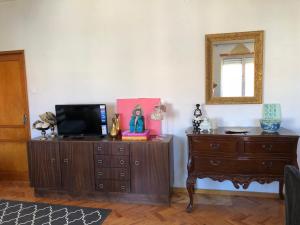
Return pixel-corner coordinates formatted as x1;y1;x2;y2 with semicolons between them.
129;104;145;133
192;104;203;131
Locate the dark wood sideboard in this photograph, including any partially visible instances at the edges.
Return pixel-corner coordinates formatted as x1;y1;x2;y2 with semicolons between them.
186;127;299;212
28;135;173;204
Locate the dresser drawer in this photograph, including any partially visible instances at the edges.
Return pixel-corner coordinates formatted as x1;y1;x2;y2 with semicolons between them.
111;168;130;180
111;156;130;168
95;155;111;168
193;156;291;175
111;180;130;193
190;137;239;154
111;143;129;156
94;142;110;155
244;141;295;154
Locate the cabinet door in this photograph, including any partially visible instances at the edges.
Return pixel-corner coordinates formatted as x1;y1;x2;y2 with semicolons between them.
60;142;95;193
29;141;61;189
130;142;170;194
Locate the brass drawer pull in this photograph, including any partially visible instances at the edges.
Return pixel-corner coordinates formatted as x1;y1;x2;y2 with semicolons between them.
97;171;103;176
210;143;220;150
97;159;103;164
120;172;125;177
135;160;140;166
262;144;273;151
262;161;273;169
209;160;221;166
120;185;126;191
97;184;104;189
120;160;125;165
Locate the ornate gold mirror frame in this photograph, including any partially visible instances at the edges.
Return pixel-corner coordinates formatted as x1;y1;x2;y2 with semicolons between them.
205;31;264;104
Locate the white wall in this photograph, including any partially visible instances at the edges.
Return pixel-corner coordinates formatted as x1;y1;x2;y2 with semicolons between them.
1;0;300;193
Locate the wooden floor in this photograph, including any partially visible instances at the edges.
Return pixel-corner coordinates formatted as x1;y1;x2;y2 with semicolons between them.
0;182;285;225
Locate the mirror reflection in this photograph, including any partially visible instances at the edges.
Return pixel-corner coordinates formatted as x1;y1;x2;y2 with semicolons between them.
212;40;255;97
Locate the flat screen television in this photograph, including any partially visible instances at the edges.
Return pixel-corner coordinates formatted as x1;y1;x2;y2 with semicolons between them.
55;104;108;137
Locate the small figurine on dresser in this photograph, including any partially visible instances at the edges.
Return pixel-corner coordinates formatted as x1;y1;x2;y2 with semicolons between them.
192;104;203;132
129;104;145;133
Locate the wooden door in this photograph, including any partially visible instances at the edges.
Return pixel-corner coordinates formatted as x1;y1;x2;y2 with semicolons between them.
28;141;61;189
130;142;170;194
60;142;95;193
0;50;30;181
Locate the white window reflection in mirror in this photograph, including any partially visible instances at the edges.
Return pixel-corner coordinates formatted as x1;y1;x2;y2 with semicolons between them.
212;40;255;97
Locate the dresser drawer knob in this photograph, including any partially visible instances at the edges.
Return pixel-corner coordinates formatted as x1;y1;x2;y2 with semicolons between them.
51;158;56;163
210;143;220;150
135;160;140;166
120;172;125;177
120;159;125;165
97;184;104;189
97;159;103;164
97;146;102;151
97;171;103;176
210;160;221;166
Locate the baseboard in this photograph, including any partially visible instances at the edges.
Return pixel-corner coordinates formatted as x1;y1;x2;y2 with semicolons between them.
173;187;279;199
0;171;29;181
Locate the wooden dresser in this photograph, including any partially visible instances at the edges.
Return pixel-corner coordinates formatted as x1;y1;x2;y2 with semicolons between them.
28;135;173;204
186;127;299;212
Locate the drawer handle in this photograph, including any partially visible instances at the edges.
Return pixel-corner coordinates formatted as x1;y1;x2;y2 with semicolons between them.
262;144;273;151
97;171;103;176
120;172;125;177
135;160;140;166
97;159;103;164
119;147;125;152
97;146;103;151
262;161;273;169
210;160;221;166
120;160;125;165
97;184;104;189
51;158;56;163
120;185;126;191
210;143;220;150
63;158;69;164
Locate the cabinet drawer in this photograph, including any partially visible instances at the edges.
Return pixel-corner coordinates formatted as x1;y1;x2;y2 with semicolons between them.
95;168;130;180
111;168;130;180
111;143;129;156
95;168;111;179
95;155;111;168
244;141;295;154
94;143;110;155
95;180;110;192
111;181;130;193
190;137;239;154
111;156;129;168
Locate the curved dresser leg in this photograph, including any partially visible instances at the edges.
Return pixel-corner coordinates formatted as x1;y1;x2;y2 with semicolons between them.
186;176;196;213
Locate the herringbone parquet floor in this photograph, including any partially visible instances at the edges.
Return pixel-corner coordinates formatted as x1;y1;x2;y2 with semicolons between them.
0;182;285;225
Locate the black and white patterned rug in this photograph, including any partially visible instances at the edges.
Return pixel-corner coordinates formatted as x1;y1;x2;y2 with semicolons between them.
0;199;111;225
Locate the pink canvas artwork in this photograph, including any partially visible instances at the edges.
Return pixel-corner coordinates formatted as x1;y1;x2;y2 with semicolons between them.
116;98;161;135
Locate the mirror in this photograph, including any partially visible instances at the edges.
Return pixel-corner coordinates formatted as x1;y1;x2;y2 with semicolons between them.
205;31;263;104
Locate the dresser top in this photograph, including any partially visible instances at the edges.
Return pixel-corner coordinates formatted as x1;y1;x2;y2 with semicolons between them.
186;127;299;137
31;134;173;143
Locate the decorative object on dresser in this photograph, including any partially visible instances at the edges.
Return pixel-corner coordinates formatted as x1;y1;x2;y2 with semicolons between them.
192;104;203;132
260;104;281;133
0;199;111;225
32;120;50;140
185;127;299;212
28;135;173;205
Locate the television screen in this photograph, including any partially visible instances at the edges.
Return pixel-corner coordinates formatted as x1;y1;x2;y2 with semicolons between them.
55;104;108;137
